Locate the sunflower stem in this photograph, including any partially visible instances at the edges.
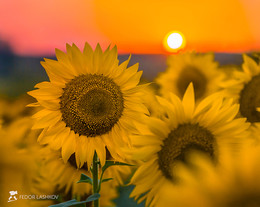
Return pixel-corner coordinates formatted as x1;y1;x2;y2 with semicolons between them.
92;151;99;207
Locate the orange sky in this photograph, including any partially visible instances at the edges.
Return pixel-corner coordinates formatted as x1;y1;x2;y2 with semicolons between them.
0;0;260;55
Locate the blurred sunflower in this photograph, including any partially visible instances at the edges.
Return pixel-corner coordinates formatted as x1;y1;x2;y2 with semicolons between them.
141;83;166;119
159;142;260;207
0;94;36;127
29;175;57;207
155;52;223;101
3;116;41;149
28;43;148;168
130;83;249;207
219;64;242;79
31;146;118;207
220;54;260;139
0;117;40;207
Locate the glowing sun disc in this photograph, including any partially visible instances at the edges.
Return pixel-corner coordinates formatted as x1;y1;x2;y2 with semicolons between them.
164;31;185;52
167;33;183;49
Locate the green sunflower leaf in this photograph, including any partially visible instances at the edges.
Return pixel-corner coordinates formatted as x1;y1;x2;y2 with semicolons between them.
101;178;113;183
97;161;133;193
85;193;101;202
48;199;78;207
101;161;133;174
48;194;100;207
77;173;93;185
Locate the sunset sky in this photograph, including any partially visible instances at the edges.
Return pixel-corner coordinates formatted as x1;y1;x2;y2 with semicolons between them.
0;0;260;56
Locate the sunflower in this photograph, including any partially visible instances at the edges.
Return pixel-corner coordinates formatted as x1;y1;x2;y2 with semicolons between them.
141;83;167;119
0;94;35;127
3;116;42;149
31;146;118;207
220;54;260;139
158;141;260;207
130;83;249;207
219;64;242;79
0;116;40;168
29;175;58;207
0;117;39;207
155;52;223;101
28;43;148;168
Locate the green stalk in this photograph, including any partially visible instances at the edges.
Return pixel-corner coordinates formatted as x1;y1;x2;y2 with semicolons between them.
92;151;99;207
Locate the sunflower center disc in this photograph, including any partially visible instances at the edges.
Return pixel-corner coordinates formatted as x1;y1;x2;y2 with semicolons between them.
239;74;260;123
60;74;124;137
176;66;207;99
158;123;216;181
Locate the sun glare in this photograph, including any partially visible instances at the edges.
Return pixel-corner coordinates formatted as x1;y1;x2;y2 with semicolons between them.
164;31;185;52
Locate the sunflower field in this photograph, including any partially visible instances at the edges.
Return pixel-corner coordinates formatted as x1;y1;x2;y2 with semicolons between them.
1;41;260;207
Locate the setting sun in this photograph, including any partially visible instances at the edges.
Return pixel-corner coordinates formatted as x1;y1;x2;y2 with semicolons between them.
164;31;186;53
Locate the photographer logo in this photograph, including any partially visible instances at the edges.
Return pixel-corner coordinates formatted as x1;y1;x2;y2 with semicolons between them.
7;190;59;203
8;191;18;202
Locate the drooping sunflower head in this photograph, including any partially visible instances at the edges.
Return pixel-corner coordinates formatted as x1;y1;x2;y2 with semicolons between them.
220;54;260;127
157;123;217;180
155;52;223;101
28;43;148;168
130;83;249;207
158;143;260;207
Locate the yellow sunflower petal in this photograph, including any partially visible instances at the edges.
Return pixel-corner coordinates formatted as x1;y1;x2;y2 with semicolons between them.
62;131;76;163
182;82;195;120
242;54;260;76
